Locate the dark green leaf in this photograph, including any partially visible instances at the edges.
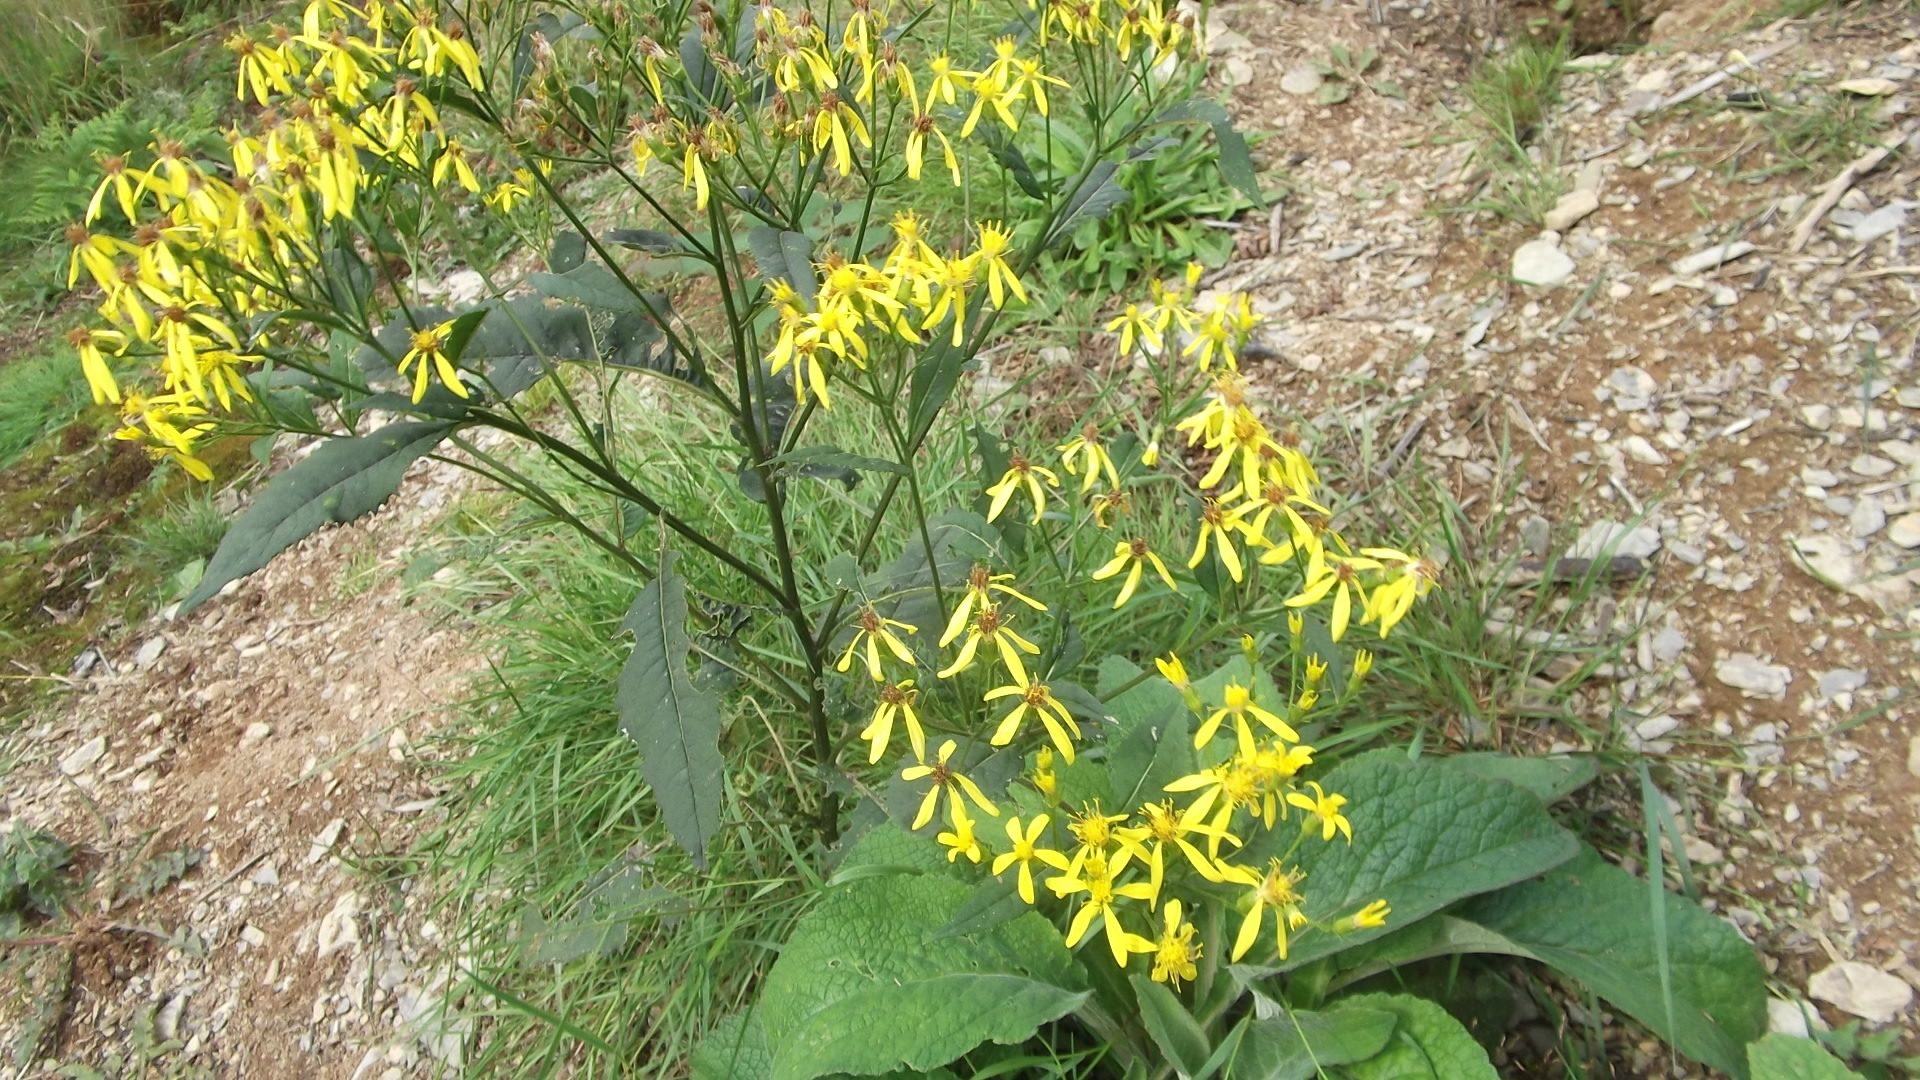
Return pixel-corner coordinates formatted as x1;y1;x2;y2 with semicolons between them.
1323;915;1533;994
603;228;685;253
1230;1004;1398;1080
526;264;659;316
1132;975;1211;1077
692;1009;774;1080
1433;753;1598;804
932;876;1027;940
1107;705;1193;814
980;124;1050;198
617;551;727;868
1236;756;1579;971
1151;100;1265;206
1045;161;1129;247
180;421;455;613
1336;993;1497;1080
1458;845;1767;1079
550;229;588;273
907;334;967;443
747;226;817;307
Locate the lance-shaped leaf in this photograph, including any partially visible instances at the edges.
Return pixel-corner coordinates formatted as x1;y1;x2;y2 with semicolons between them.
747;226;818;307
179;420;454;613
617;551;726;868
1152;100;1266;206
1044;160;1128;248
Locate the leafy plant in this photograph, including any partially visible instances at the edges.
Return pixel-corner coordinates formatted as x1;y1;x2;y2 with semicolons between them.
1813;1021;1920;1079
1313;45;1405;106
0;827;74;929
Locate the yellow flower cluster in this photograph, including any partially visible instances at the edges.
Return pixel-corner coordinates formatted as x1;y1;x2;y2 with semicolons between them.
64;0;489;476
768;215;1025;407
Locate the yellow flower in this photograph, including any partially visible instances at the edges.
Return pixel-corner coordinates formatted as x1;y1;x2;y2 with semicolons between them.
681;143;711;211
919;251;977;345
937;799;984;864
904;111;961;185
974;221;1027;308
1092;537;1178;609
1286;781;1353;843
1285;550;1383;642
1031;746;1059;803
984;452;1061;525
397;320;468;402
923;54;972;111
1359;547;1440;638
1104;302;1165;355
984;672;1079;762
992;814;1071;903
1054;856;1156;968
1164;761;1263;850
1121;800;1230;898
1334;899;1392;934
1224;859;1311;962
1194;682;1299;757
86;155;148;225
484;176;532;213
1056;423;1118;493
836;604;918;680
936;602;1041;683
68;327;127;405
431;138;480;192
903;739;999;829
860;679;925;764
1089;489;1129;529
811;92;872;177
1186;497;1245;583
1150;899;1201;989
939;563;1046;648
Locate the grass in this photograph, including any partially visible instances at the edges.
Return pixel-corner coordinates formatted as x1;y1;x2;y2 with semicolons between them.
123;486;229;576
1445;38;1573;227
1756;87;1892;172
0;349;95;468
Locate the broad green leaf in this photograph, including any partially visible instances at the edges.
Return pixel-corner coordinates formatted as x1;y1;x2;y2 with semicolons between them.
759;827;1087;1080
932;876;1026;940
526;264;660;317
747;226;817;307
1336;993;1497;1080
603;227;683;253
549;229;587;273
1325;915;1532;994
1749;1034;1864;1080
180;420;454;613
1458;845;1767;1079
692;1009;773;1080
769;446;907;476
1433;753;1598;804
1131;975;1210;1077
1096;655;1184;733
1237;756;1578;971
1316;82;1352;106
1151;100;1265;206
906;334;966;444
776;974;1085;1080
1106;705;1194;814
1229;1004;1397;1080
979;123;1051;198
1044;160;1128;247
616;551;726;868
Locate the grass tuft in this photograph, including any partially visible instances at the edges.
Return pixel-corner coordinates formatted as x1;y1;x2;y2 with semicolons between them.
0;350;95;468
1447;38;1572;227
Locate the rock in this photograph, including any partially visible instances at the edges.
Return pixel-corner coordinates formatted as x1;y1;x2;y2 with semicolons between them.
1799;403;1834;430
1512;240;1575;287
1850;497;1886;538
1671;241;1756;276
241;722;273;744
1898;387;1920;409
1908;736;1920;779
1521;515;1552;556
1808;962;1913;1024
1621;435;1668;465
1766;998;1814;1038
1817;670;1868;699
1433;435;1473;458
1792;534;1861;587
1890;513;1920;549
308;817;347;865
316;892;363;958
1682;836;1723;865
1636;715;1681;740
1837;204;1906;244
1606;365;1659;410
1323;242;1366;262
1650;626;1687;662
1849;454;1896;478
1570;520;1662;560
133;637;167;668
1714;653;1791;699
1543;189;1601;232
240;924;267;947
59;736;107;776
1834;76;1899;96
1280;64;1324;96
1221;56;1254;88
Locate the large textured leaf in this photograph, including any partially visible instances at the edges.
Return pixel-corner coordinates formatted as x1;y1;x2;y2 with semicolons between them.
692;1009;773;1080
1237;756;1579;971
1336;993;1498;1080
1153;100;1265;206
1749;1034;1864;1080
1458;845;1767;1079
759;826;1086;1080
616;551;726;868
180;420;453;612
1229;1004;1397;1080
1433;753;1598;805
1324;915;1532;994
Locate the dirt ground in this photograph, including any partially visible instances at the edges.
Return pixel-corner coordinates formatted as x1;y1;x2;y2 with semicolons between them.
2;0;1917;1074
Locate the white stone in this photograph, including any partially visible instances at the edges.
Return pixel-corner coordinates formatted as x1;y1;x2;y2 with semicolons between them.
1636;715;1681;740
241;722;273;744
1849;454;1896;478
1834;76;1899;96
133;637;167;668
1808;962;1913;1024
308;818;347;865
1512;240;1575;287
1714;654;1791;699
240;925;267;947
1792;534;1861;587
1908;736;1920;780
1280;64;1324;96
1849;498;1886;538
59;736;107;776
1682;836;1723;865
1818;670;1869;699
1606;366;1658;409
1571;521;1661;560
1766;998;1813;1038
316;892;363;958
1621;435;1668;465
1671;241;1756;276
1542;189;1601;233
1799;404;1834;430
1888;513;1920;548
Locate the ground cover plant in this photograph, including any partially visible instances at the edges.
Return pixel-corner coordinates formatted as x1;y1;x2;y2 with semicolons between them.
47;0;1776;1074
